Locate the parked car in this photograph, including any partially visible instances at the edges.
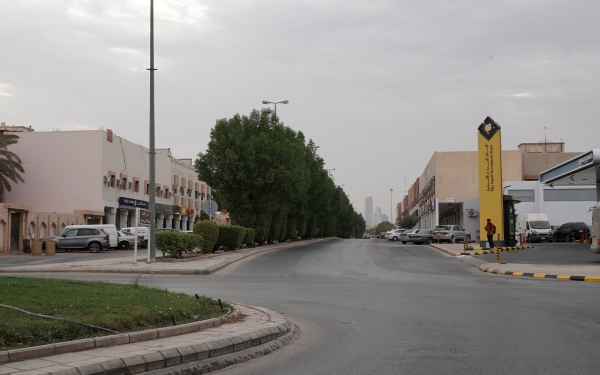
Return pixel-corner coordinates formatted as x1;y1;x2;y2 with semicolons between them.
432;225;470;243
399;229;420;244
63;224;118;248
363;233;370;239
116;230;142;249
41;227;110;253
406;229;435;245
386;228;407;241
553;222;590;242
121;227;149;248
378;232;387;239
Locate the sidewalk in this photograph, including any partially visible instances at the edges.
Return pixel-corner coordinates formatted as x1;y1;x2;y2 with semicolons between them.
0;303;299;375
0;238;335;276
429;243;600;282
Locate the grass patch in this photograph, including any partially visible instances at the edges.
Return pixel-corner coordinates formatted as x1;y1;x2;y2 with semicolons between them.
0;276;228;351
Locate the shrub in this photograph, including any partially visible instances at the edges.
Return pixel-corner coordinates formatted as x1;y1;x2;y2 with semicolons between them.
194;220;219;254
156;231;203;258
216;225;244;251
243;228;256;247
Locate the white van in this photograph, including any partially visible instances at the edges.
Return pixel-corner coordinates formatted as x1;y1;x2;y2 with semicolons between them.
591;202;600;253
515;213;553;243
121;227;149;248
64;224;119;248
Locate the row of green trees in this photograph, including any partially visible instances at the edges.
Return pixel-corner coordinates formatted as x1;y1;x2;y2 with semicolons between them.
195;109;366;243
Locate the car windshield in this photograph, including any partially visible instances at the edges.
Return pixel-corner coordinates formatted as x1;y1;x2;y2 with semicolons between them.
530;221;551;229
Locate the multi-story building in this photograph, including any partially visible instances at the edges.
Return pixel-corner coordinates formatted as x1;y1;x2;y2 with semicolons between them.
398;141;595;241
365;196;373;227
0;127;211;252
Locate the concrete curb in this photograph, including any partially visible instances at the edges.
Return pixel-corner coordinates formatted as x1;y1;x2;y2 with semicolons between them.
479;264;600;282
139;324;301;375
0;304;295;375
0;238;336;276
429;244;533;256
0;310;242;364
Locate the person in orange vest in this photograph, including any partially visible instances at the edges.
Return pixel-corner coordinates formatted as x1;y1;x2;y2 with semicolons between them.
485;218;496;249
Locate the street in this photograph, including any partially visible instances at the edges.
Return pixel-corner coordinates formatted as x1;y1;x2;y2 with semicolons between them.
10;239;600;374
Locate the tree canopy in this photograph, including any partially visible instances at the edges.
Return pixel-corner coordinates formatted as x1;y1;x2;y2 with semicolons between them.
195;109;365;242
0;133;24;203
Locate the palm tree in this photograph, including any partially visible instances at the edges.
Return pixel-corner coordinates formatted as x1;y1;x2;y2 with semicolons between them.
0;133;25;203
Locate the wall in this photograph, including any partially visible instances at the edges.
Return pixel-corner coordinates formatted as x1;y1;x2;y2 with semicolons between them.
5;131;104;213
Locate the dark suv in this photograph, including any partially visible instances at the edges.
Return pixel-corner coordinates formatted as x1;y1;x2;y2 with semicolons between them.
553;222;590;242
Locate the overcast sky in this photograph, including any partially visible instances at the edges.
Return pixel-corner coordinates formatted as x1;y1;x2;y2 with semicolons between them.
1;0;599;223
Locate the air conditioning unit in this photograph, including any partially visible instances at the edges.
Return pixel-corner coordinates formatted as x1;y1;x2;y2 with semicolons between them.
116;179;122;186
467;209;478;217
103;176;108;183
128;182;133;189
168;192;172;198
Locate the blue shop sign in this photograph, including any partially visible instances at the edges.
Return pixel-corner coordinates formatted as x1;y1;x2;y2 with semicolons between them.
118;197;148;209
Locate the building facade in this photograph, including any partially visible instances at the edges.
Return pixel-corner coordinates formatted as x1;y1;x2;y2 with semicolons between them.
398;142;586;240
1;128;211;252
365;196;373;227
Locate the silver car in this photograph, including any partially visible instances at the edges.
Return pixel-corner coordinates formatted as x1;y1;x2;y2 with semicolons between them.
117;230;142;250
432;225;470;243
399;229;421;244
41;227;110;253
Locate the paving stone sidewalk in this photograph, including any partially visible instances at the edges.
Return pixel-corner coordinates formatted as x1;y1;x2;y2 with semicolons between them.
0;238;334;275
0;304;296;375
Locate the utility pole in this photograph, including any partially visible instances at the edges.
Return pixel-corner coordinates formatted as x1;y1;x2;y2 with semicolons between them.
147;0;157;262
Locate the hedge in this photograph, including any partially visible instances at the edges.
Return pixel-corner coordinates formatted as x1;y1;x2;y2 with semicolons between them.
194;220;219;254
156;231;203;258
216;225;244;251
243;228;255;247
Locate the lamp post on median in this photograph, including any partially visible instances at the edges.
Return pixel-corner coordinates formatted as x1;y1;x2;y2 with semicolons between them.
326;168;336;178
262;100;288;117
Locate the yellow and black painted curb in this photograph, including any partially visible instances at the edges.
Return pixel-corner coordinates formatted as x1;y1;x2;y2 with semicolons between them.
429;244;533;256
479;265;600;282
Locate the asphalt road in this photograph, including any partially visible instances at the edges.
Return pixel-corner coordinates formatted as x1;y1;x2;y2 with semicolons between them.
8;239;600;374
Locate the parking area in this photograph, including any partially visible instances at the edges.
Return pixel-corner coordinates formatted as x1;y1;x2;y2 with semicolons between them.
476;242;600;265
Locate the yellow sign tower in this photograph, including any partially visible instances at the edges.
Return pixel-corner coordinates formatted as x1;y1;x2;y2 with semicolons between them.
477;117;503;246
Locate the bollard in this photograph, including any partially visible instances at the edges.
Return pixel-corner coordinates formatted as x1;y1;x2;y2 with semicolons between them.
495;245;501;263
463;236;467;252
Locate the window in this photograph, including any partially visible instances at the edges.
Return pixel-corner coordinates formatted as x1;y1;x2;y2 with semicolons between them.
135;181;140;193
64;229;78;237
76;229;91;236
90;229;100;235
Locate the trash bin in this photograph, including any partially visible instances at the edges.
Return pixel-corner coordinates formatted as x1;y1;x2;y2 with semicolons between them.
45;241;56;256
22;239;31;253
31;241;43;256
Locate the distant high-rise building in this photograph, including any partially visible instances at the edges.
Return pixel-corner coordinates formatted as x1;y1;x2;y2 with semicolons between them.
381;214;389;223
365;197;373;226
374;207;382;226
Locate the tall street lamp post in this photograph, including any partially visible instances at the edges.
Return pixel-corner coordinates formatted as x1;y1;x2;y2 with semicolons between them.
147;0;157;262
390;189;394;226
262;100;289;117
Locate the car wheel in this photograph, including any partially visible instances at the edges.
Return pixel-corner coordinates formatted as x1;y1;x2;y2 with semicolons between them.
466;235;471;242
401;241;407;244
392;236;398;241
527;235;531;244
88;242;101;253
426;238;433;245
119;241;129;250
450;236;455;243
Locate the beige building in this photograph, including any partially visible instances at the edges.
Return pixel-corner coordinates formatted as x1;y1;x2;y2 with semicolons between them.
398;142;581;236
0;126;210;252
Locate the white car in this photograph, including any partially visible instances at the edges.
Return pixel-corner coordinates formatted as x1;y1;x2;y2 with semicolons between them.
386;228;407;241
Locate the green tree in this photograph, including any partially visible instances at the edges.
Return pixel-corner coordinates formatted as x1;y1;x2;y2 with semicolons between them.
0;134;25;203
398;215;420;229
375;221;394;234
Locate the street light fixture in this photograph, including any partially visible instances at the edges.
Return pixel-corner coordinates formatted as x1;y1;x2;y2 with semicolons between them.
326;168;336;177
262;100;289;117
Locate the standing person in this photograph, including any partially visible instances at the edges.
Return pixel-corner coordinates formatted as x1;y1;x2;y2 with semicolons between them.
485;218;496;249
